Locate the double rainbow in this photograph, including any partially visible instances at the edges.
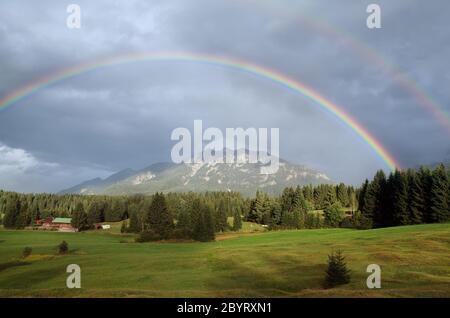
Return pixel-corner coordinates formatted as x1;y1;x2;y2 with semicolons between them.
0;51;400;171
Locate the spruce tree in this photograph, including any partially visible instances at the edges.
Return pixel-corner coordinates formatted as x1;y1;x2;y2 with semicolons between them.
3;194;20;229
201;204;215;242
429;164;450;222
232;208;242;231
71;202;89;231
324;250;351;288
417;166;433;222
392;170;409;225
190;198;203;241
192;200;215;242
371;170;387;227
323;186;337;208
358;179;369;213
215;200;228;232
408;170;425;224
337;183;350;207
87;201;103;226
146;193;174;239
176;207;193;238
361;182;376;221
127;204;141;233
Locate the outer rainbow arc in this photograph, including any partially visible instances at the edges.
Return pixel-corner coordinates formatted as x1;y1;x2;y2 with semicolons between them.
0;51;400;171
243;0;450;134
293;12;450;134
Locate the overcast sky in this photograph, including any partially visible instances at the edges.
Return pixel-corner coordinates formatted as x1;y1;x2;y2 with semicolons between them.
0;0;449;192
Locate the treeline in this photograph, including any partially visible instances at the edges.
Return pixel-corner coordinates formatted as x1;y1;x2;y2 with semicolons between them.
1;164;448;240
244;183;357;229
359;164;450;228
0;193;143;229
0;190;246;242
125;192;246;242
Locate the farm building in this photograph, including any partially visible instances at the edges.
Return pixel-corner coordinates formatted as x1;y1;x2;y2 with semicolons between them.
37;217;77;232
94;223;111;230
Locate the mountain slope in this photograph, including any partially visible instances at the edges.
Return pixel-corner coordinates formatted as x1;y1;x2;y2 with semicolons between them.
60;159;331;196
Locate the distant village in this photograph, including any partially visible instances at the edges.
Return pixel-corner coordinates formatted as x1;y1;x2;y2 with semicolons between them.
31;217;110;232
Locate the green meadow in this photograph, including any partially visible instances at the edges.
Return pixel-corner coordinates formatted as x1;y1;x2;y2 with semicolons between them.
0;223;449;297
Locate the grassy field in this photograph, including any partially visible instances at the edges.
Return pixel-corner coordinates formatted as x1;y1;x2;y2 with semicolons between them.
0;223;449;297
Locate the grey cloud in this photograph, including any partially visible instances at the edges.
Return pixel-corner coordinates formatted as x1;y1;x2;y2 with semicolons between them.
0;0;449;192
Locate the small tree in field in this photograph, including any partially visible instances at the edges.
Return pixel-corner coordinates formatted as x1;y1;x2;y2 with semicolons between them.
22;246;32;258
324;250;351;288
58;241;69;254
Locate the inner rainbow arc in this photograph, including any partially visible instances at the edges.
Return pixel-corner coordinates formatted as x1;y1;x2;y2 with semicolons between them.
0;51;400;171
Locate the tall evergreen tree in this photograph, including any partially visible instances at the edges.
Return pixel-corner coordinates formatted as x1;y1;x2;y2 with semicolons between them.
3;194;20;229
337;183;350;207
361;182;376;221
371;170;387;227
407;169;425;224
324;250;351;288
192;200;215;242
146;193;174;239
391;170;409;225
87;201;103;226
232;208;242;231
429;164;450;223
71;202;89;231
358;179;369;213
215;200;228;232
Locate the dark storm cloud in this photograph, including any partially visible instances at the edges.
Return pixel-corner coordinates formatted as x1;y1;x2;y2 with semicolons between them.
0;0;449;192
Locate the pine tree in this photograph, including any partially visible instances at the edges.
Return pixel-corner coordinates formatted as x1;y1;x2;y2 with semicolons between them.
408;170;425;224
269;200;282;227
87;201;103;226
192;200;215;242
29;201;40;225
303;185;313;204
146;193;174;239
201;204;215;242
358;179;369;213
429;164;450;222
71;202;89;231
3;194;20;229
418;166;433;222
232;208;242;231
392;170;409;225
337;183;350;207
215;200;228;232
361;182;376;221
127;203;141;233
371;170;387;227
323;186;337;209
176;206;193;238
324;250;351;288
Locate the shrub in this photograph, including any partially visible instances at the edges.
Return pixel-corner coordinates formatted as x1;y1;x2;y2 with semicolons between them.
349;211;373;229
58;241;69;254
135;230;161;243
171;228;191;240
120;220;128;233
340;216;357;228
22;246;32;258
324;250;351;288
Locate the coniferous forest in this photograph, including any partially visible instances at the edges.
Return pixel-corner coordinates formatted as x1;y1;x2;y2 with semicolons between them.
0;164;449;242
